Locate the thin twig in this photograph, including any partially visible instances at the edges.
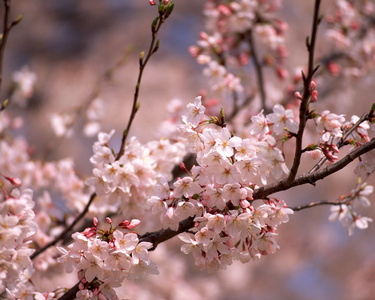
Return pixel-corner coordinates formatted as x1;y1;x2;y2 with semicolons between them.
140;217;195;250
31;193;97;260
291;200;345;211
43;47;133;159
0;0;11;95
253;138;375;199
116;11;169;160
309;112;369;173
285;0;321;185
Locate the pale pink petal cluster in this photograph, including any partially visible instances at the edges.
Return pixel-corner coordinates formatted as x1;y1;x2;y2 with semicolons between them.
57;219;158;299
85;131;186;218
328;183;374;235
148;98;295;271
0;189;38;298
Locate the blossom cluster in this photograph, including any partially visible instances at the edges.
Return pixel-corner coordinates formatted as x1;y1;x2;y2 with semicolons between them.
85;130;186;219
57;218;158;300
148;96;295;270
0;189;38;298
189;0;288;107
50;97;105;138
324;0;375;77
329;182;373;236
10;66;37;108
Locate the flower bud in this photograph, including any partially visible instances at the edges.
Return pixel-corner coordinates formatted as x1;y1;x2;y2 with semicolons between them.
310;80;316;91
4;176;22;186
294;91;303;100
180;162;188;174
311;90;318;102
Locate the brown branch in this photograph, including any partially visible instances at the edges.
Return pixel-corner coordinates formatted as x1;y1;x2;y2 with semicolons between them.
286;0;321;185
116;5;173;160
0;0;12;95
309;112;370;173
55;136;375;300
254;138;375;199
57;283;79;300
291;200;345;211
139;217;195;250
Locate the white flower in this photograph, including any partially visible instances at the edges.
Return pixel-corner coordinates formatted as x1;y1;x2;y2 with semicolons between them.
182;96;205;127
50;113;73;137
179;233;202;259
173;177;201;198
215;128;242;158
114;231;138;254
348;216;373;236
267;104;299;135
153;177;170;199
250;111;269;139
132;241;153;264
77;252;104;282
205;213;225;233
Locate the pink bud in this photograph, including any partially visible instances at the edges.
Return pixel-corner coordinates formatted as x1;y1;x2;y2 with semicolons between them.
274;19;288;34
188;46;200;58
325;14;334;24
217;4;232;16
118;220;130;228
310;80;316;91
311;90;318;102
4;176;22;186
127;219;141;229
327;61;341;77
106;217;112;224
294;91;303;100
199;31;208;41
180;162;188;174
163;0;169;4
276;67;289;80
93;217;98;227
82;227;96;238
149;0;156;5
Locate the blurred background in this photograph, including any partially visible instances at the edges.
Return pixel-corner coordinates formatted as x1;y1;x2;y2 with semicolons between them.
1;1;375;300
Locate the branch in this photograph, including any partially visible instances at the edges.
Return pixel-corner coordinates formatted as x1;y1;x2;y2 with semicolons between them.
309;112;370;173
0;0;17;95
116;4;173;160
31;193;97;260
134;139;375;251
57;283;79;300
43;47;133;159
34;3;176;262
254;138;375;199
286;0;321;185
291;199;346;211
139;217;195;250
